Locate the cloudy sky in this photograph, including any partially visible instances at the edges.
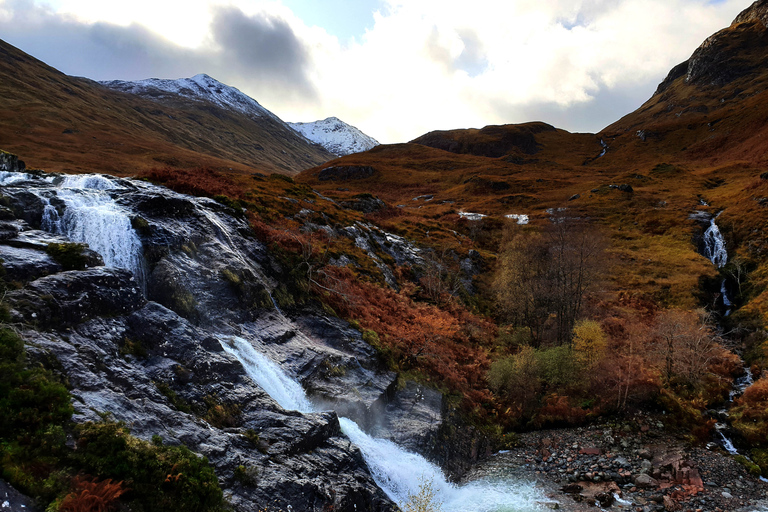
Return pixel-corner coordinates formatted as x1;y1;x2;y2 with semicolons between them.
0;0;749;143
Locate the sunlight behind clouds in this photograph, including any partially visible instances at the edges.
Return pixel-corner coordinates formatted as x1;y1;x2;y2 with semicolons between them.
1;0;750;142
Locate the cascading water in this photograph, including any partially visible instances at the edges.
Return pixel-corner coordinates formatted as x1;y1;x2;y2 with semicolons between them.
220;335;544;512
703;216;732;313
2;172;147;286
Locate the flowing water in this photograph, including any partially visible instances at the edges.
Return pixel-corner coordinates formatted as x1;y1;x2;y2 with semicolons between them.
2;171;547;510
221;335;545;512
703;216;732;313
2;172;147;286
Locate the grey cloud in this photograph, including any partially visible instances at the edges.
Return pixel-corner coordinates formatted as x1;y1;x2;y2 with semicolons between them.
495;80;658;134
0;1;316;105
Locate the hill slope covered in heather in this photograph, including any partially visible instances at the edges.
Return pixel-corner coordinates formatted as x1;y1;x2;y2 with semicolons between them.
0;40;333;175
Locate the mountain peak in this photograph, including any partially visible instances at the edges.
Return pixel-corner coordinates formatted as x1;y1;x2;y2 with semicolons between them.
102;74;277;121
288;117;379;156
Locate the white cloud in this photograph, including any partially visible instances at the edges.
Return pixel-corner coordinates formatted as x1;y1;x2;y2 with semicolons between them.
1;0;750;143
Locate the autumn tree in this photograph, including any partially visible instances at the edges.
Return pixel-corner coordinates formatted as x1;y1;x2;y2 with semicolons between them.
653;309;720;388
494;215;604;345
572;319;607;368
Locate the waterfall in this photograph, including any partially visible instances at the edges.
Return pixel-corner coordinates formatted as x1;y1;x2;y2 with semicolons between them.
53;177;145;285
221;335;543;512
703;218;727;268
703;217;732;311
0;172;146;287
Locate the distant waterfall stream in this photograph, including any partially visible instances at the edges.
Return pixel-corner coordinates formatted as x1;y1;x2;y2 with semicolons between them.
702;216;732;312
221;335;545;512
701;215;765;478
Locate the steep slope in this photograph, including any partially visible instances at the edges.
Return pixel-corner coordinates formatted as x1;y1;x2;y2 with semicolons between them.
603;0;768;168
0;39;333;175
288;116;380;156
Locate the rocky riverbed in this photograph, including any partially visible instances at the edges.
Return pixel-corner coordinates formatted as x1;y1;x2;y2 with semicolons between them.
496;413;768;511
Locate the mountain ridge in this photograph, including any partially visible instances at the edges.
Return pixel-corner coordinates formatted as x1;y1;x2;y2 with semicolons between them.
0;40;334;175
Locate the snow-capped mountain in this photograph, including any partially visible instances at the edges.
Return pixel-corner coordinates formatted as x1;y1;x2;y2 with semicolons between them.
101;74;280;122
288;117;379;156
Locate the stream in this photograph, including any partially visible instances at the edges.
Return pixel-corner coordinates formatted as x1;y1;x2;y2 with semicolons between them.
221;335;545;512
0;170;549;511
701;214;764;479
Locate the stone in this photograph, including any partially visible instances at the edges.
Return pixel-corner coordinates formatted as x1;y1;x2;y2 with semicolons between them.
633;473;659;488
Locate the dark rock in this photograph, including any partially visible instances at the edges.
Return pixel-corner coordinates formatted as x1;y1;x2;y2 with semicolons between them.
8;267;145;326
0;479;40;511
318;165;376;181
0;151;26;172
633;473;659;488
569;194;581;201
340;194;386;213
618;184;634;193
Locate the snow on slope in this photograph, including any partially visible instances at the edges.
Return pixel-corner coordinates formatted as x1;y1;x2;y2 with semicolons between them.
101;74;280;122
288;117;379;156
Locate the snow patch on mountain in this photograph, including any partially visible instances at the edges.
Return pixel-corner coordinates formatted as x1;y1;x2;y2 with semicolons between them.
101;74;279;122
288;117;379;156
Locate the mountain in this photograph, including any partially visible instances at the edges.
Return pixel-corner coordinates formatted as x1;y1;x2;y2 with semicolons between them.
102;74;281;123
288;117;379;156
602;0;768;167
0;39;334;175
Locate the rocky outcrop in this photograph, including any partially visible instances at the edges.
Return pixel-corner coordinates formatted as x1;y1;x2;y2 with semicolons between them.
0;151;25;173
0;172;398;512
684;3;768;88
733;0;768;28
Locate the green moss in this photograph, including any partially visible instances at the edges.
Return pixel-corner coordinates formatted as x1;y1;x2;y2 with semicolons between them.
734;455;762;477
233;464;258;486
130;216;151;234
45;242;89;271
752;449;768;476
202;395;241;429
154;381;192;413
119;337;147;359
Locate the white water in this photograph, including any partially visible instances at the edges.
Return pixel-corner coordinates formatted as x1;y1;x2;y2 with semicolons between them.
50;176;145;284
703;217;733;313
703;217;728;268
221;335;544;512
0;172;146;284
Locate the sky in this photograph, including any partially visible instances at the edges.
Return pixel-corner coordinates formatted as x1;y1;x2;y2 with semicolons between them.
0;0;750;143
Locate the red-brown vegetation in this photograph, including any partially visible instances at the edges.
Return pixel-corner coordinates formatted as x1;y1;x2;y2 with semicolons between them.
59;477;127;512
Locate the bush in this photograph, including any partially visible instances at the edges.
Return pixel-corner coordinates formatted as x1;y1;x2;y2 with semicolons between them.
72;421;225;512
731;376;768;445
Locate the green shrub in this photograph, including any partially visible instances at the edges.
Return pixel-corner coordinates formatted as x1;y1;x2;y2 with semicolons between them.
73;421;225;512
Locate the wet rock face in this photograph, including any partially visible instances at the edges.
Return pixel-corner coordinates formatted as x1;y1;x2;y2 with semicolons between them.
0;174;398;512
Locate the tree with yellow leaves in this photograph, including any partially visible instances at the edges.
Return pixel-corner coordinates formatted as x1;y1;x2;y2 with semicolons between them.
572;319;607;368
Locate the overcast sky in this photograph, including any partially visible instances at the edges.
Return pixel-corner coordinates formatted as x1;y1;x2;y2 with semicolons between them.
0;0;749;143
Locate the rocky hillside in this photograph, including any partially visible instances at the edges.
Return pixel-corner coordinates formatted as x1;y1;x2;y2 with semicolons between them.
0;40;333;175
288;117;379;156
